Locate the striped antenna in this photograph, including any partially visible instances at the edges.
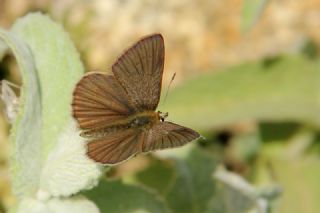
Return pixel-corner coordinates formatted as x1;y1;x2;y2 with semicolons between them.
161;72;176;107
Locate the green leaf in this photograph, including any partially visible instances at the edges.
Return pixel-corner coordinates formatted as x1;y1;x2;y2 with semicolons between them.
0;28;42;197
274;158;320;213
164;145;219;213
256;132;320;213
84;180;171;213
162;55;320;132
11;12;84;158
11;13;102;197
0;13;102;198
39;120;102;197
229;129;261;162
13;196;99;213
208;168;268;213
135;157;176;195
46;196;99;213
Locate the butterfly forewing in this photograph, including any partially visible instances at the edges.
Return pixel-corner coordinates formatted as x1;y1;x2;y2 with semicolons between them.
142;121;200;152
112;34;164;111
72;73;135;130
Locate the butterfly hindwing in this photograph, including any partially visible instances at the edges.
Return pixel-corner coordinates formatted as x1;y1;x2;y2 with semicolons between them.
142;121;200;152
87;128;141;164
87;121;200;164
112;34;164;111
72;73;135;130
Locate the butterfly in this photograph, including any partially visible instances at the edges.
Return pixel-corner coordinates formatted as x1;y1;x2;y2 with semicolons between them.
72;34;200;164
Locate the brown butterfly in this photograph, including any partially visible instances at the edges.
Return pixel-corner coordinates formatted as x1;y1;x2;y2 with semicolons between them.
72;34;200;164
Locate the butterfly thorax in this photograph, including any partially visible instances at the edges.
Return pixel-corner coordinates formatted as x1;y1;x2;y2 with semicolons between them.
80;111;160;138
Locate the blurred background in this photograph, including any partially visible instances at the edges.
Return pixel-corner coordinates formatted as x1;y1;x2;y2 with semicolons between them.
0;0;320;212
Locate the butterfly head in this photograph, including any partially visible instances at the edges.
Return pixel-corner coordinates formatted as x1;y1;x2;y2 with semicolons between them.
158;111;168;122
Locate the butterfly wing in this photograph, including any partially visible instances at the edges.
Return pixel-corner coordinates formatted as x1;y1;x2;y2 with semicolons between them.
72;73;135;130
87;128;141;164
142;121;200;152
112;34;164;111
87;121;199;164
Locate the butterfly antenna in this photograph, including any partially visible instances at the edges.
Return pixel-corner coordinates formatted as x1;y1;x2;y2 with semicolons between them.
161;72;176;107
